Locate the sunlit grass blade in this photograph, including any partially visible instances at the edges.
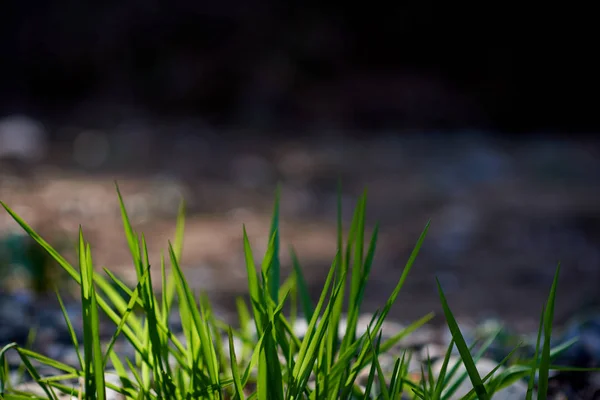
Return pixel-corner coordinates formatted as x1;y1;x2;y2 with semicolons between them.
77;229;106;400
292;277;343;399
54;290;83;370
347;192;367;342
260;232;278;317
228;328;246;400
257;332;281;400
367;328;391;400
322;184;347;384
109;352;140;398
267;185;281;304
243;225;266;335
1;344;20;396
94;271;144;331
201;293;227;372
101;266;189;360
342;222;379;355
168;242;220;392
378;313;435;358
125;358;145;395
0;201;152;366
339;192;367;353
138;235;178;399
436;277;488;400
337;221;429;393
102;265;149;369
14;347;65;400
240;321;271;387
292;256;339;379
340;313;380;398
161;199;187;332
0;202;81;284
367;222;430;349
361;350;378;399
115;183;143;278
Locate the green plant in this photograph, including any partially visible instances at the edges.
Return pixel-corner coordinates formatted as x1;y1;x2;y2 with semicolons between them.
0;183;597;399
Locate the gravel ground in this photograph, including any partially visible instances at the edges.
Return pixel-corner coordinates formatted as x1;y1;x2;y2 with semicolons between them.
1;292;599;399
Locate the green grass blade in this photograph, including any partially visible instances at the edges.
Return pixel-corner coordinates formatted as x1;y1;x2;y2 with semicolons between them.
1;201;153;366
267;185;281;304
432;339;454;400
367;222;430;349
0;202;80;284
109;352;139;397
169;242;220;389
15;348;63;400
115;182;143;278
162;199;186;326
243;226;266;334
290;247;314;322
79;231;94;399
292;255;339;380
343;222;379;354
538;263;560;400
80;238;106;400
228;328;246;400
378;313;435;357
102;265;149;369
370;330;391;400
527;304;545;400
436;278;488;400
340;314;380;398
241;321;271;386
461;342;525;400
349;191;366;321
342;221;429;388
54;289;84;370
94;270;144;330
293;280;343;398
328;178;344;372
340;192;367;351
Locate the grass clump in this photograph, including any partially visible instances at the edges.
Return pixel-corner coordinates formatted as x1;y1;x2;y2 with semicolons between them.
0;183;597;399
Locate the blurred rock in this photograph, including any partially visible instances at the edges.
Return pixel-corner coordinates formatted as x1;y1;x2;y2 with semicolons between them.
0;115;47;163
431;355;531;399
72;130;110;169
230;154;274;189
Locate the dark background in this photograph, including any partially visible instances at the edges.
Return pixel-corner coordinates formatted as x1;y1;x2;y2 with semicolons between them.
1;2;598;134
1;2;600;334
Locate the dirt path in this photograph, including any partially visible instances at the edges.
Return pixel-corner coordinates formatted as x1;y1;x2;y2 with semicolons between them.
1;134;599;333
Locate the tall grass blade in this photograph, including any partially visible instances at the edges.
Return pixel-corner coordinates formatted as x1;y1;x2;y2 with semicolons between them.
243;226;266;334
115;183;143;278
169;242;220;391
538;263;560;400
267;185;281;304
54;290;83;370
436;278;488;400
290;247;314;322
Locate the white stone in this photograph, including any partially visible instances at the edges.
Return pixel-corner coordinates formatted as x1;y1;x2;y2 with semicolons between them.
431;355;532;400
0;115;47;162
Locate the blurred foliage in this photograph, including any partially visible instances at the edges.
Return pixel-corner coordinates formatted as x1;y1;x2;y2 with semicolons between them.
0;232;73;296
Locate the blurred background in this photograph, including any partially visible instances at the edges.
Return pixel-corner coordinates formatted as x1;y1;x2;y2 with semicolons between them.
0;2;599;333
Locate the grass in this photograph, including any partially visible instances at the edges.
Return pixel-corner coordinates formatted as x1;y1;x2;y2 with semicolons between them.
0;183;597;399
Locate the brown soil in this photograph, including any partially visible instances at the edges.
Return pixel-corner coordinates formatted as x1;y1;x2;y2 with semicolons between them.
1;134;599;333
